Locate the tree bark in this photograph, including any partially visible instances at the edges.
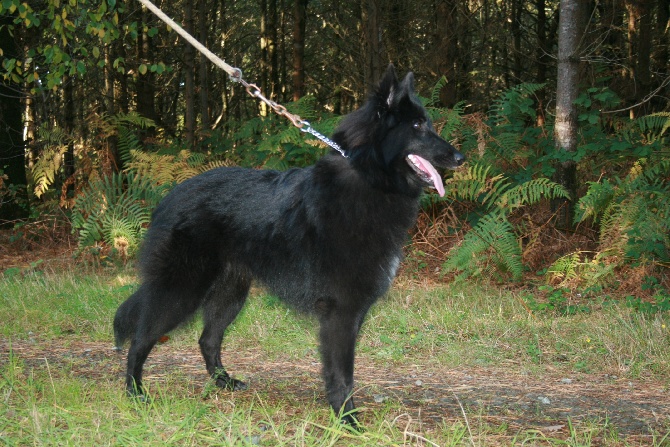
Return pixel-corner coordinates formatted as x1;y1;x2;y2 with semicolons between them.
267;0;279;98
292;0;308;100
136;7;157;133
0;15;28;224
553;0;588;229
535;0;548;125
433;0;458;107
198;0;210;130
658;0;670;107
511;0;523;82
625;0;652;117
184;0;196;147
60;74;78;203
362;0;385;91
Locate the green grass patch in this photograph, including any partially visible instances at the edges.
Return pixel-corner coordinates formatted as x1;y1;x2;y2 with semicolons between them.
1;271;669;445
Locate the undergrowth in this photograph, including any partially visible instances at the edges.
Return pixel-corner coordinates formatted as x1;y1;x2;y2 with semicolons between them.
19;79;670;301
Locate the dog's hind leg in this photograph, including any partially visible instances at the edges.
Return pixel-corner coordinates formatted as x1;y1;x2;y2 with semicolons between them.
199;268;251;391
317;299;368;425
124;284;204;396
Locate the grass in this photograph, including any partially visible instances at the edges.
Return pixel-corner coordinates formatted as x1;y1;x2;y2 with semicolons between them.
1;269;669;446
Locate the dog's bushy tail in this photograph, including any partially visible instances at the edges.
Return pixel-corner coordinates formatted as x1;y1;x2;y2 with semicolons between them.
113;290;143;349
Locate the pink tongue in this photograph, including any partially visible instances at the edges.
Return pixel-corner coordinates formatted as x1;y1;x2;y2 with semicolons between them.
410;155;445;197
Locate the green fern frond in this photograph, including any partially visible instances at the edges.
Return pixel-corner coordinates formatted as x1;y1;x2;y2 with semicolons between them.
491;132;522;161
547;251;582;283
575;179;616;223
117;126;143;166
443;213;523;280
441;159;566;281
635;112;670;143
32;145;68;198
435;101;468;141
635;158;670;187
428;76;448;107
36;124;70;146
71;172;166;257
444;163;496;203
490;83;545;126
108;111;156;130
186;151;207;168
498;178;569;211
286;94;319;121
101;215;141;257
577;155;670;263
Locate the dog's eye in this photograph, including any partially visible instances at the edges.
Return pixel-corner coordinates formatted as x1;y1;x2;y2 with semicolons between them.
412;120;424;130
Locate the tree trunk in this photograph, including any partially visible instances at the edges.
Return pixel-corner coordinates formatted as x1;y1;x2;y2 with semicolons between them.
260;0;269;115
136;7;157;132
198;0;210;130
104;46;121;171
626;0;652;117
658;0;670;107
535;0;548;125
553;0;588;229
433;0;458;107
62;75;76;183
184;0;196;147
267;0;279;98
292;0;308;100
0;15;28;224
362;0;385;90
511;0;523;82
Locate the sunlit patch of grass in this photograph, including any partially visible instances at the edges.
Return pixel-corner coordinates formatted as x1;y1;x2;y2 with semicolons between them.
1;271;669;445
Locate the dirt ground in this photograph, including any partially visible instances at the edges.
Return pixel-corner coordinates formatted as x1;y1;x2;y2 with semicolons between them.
2;230;669;443
2;337;669;443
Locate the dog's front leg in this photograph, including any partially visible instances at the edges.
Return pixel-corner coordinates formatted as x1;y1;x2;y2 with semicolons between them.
317;301;364;426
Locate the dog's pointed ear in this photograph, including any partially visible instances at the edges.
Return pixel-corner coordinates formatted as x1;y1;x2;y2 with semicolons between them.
400;72;415;94
377;64;399;109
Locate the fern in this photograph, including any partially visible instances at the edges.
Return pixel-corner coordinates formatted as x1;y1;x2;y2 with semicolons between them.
547;251;616;289
125;149;230;185
440;163;567;281
631;112;670;144
107;112;155;166
427;76;448;107
574;179;615;223
444;212;523;280
32;146;68;198
31;124;72;198
490;83;545;128
444;163;498;203
498;178;570;211
576;158;670;264
547;252;582;284
117;126;143;167
490;132;522;163
71;172;167;258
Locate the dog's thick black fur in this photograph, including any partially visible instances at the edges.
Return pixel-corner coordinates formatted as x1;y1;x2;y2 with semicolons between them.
114;65;464;424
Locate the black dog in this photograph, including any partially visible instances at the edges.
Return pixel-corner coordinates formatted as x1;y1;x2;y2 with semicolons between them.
114;65;464;424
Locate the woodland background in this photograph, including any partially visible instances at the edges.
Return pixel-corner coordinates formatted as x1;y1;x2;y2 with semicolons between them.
0;0;669;303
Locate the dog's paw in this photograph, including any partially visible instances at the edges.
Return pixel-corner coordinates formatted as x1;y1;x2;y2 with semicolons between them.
339;410;363;431
215;376;248;391
126;388;151;403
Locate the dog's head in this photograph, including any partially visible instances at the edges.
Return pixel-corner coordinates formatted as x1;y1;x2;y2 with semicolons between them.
333;65;465;197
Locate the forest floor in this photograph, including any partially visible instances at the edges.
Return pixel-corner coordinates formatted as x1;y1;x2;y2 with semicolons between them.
3;337;669;443
2;229;669;443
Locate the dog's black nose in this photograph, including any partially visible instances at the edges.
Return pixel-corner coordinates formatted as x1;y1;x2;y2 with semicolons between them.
453;151;466;166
